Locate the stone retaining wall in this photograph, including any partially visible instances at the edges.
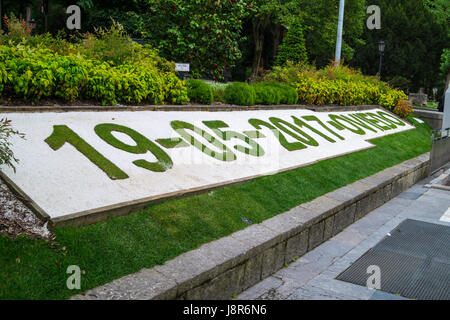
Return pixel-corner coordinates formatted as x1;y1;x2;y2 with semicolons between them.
73;152;430;300
413;108;443;130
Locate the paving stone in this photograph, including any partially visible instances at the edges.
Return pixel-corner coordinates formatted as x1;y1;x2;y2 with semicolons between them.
261;211;306;241
74;269;177;300
230;224;280;256
261;241;286;279
392;176;406;196
241;253;263;290
331;227;367;247
364;172;391;188
399;191;423;200
154;249;221;295
369;290;409;300
373;188;386;209
323;215;334;241
235;276;283;300
379;166;405;181
307;276;373;300
325;186;364;206
333;204;356;236
185;263;246;300
355;196;371;220
400;158;424;171
195;236;252;272
285;229;309;263
308;220;324;250
300;196;342;219
285;206;322;227
383;184;393;202
347;180;375;196
289;285;361;300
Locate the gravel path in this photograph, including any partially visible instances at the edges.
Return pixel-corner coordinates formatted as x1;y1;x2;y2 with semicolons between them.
0;178;52;240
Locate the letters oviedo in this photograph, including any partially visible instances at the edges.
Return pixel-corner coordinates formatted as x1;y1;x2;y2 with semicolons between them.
1;108;414;223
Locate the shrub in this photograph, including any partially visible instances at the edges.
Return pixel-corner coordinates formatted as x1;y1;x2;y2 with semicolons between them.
393;99;414;118
387;76;411;92
0;118;25;172
2;14;34;43
186;80;214;105
224;82;256;106
276;19;308;66
265;62;407;109
263;82;299;105
208;82;228;103
79;20;139;66
0;29;189;106
252;82;281;105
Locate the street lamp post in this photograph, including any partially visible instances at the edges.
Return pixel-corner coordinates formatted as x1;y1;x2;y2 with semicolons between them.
378;40;385;78
335;0;346;65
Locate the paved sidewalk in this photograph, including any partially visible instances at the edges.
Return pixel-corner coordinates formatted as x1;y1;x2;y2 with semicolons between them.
236;165;450;300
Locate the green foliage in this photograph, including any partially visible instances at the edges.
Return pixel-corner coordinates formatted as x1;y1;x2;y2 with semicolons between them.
0;118;25;172
1;13;34;43
143;0;251;79
0;24;189;106
79;20;140;66
224;82;256;106
276;19;307;66
252;82;281;105
186;80;214;105
440;49;450;76
291;0;366;67
265;62;406;108
208;82;228;103
262;81;298;104
350;0;448;91
393;99;413;119
387;76;412;93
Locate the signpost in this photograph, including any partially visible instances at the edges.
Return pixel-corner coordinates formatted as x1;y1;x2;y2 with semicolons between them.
175;63;190;80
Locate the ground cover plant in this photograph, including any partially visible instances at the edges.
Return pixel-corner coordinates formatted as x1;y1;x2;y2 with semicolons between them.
0;117;431;299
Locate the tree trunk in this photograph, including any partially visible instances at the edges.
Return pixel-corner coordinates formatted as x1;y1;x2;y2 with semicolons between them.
250;15;271;81
272;23;282;62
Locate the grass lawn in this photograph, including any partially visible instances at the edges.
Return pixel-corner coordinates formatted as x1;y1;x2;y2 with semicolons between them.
0;116;431;299
415;101;438;109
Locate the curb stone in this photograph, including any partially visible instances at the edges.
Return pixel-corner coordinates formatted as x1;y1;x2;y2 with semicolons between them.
72;152;430;300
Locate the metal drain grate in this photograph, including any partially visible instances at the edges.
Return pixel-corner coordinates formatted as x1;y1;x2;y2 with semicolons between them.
336;219;450;300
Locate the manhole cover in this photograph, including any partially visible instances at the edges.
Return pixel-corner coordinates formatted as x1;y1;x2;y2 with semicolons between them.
336;219;450;300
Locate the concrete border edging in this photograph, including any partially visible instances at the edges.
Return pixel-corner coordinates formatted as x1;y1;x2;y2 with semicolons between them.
0;104;380;114
72;153;430;300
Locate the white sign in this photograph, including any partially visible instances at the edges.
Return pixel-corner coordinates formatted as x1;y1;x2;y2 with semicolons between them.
0;108;413;223
175;63;190;72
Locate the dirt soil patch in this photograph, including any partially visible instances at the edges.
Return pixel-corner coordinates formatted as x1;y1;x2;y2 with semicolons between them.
0;178;52;240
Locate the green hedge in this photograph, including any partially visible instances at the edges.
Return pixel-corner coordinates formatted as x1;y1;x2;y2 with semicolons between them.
224;82;256;106
252;82;281;105
186;80;214;105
